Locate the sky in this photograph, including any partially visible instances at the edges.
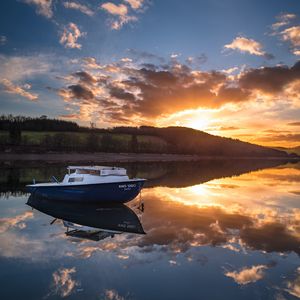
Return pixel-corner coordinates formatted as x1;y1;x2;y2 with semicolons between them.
0;0;300;147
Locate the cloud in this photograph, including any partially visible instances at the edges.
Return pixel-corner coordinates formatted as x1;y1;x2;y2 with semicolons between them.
101;3;128;16
225;265;267;285
111;15;137;30
120;57;133;63
271;14;300;56
127;49;165;63
0;35;7;45
124;0;144;10
286;268;300;298
66;84;94;100
0;78;38;101
63;1;94;16
73;71;97;84
294;50;300;56
60;23;85;49
238;61;300;94
104;289;125;300
288;122;300;126
241;222;300;254
58;70;102;102
221;67;239;74
281;26;300;49
56;57;300;125
101;1;145;30
219;126;240;131
52;267;79;297
224;36;268;57
272;13;296;30
257;133;300;143
24;0;53;18
0;54;51;82
185;54;208;66
0;211;33;233
82;57;103;69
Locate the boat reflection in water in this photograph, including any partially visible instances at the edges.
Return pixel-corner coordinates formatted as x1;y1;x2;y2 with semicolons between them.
26;194;145;241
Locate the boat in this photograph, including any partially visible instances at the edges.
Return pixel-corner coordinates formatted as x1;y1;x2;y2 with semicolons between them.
27;194;145;241
26;166;146;203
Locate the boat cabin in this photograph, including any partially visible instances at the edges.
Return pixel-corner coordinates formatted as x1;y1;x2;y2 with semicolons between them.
68;166;127;176
62;166;129;184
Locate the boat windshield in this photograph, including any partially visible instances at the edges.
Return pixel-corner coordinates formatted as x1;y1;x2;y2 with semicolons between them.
76;169;100;176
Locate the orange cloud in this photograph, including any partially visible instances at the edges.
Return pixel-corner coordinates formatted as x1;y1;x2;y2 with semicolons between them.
281;26;300;56
272;13;296;30
52;267;79;297
125;0;144;10
63;1;94;16
282;26;300;47
60;23;85;49
101;1;141;30
0;211;33;233
225;265;267;285
101;2;128;16
286;268;300;298
24;0;53;18
1;78;38;101
104;289;125;300
56;57;300;144
224;36;266;56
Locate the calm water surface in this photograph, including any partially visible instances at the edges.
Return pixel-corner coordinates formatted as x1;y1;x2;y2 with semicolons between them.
1;160;300;300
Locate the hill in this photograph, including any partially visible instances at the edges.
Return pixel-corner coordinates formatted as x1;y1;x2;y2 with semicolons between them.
275;146;300;156
0;115;295;158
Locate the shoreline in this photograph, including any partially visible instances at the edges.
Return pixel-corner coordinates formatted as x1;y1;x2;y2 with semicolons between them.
0;152;298;163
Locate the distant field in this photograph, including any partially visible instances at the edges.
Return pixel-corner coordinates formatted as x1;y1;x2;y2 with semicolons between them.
0;130;170;152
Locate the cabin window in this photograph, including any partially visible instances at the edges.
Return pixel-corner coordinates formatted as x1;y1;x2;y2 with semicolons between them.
68;177;83;182
76;169;100;175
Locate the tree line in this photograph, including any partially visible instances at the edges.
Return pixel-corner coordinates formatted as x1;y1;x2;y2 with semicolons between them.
0;114;292;157
0;115;81;132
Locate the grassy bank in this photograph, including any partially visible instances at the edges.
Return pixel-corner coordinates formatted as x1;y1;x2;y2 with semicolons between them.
0;130;170;153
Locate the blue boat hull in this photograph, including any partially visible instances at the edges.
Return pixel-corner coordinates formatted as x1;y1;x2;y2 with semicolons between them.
27;180;145;203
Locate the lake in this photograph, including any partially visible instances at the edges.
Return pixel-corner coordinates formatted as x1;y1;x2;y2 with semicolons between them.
1;159;300;300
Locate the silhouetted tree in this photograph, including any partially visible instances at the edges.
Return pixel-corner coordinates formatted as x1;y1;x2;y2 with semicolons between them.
9;120;21;145
86;132;100;152
130;134;138;153
100;134;122;152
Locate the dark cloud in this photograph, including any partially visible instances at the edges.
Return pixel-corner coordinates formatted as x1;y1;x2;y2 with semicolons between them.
215;86;250;106
109;86;136;101
117;67;251;118
128;194;300;256
68;84;94;100
185;54;208;66
241;223;300;255
289;190;300;195
127;49;165;63
288;122;300;126
264;53;275;60
73;71;97;84
239;61;300;93
133;196;253;253
140;63;158;71
57;57;300;123
219;126;240;131
259;133;300;142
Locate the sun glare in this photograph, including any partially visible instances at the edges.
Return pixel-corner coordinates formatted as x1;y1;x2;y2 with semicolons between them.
158;108;218;131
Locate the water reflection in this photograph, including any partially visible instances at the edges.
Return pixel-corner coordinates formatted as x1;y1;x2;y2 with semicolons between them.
1;160;300;299
0;158;296;196
27;194;145;241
